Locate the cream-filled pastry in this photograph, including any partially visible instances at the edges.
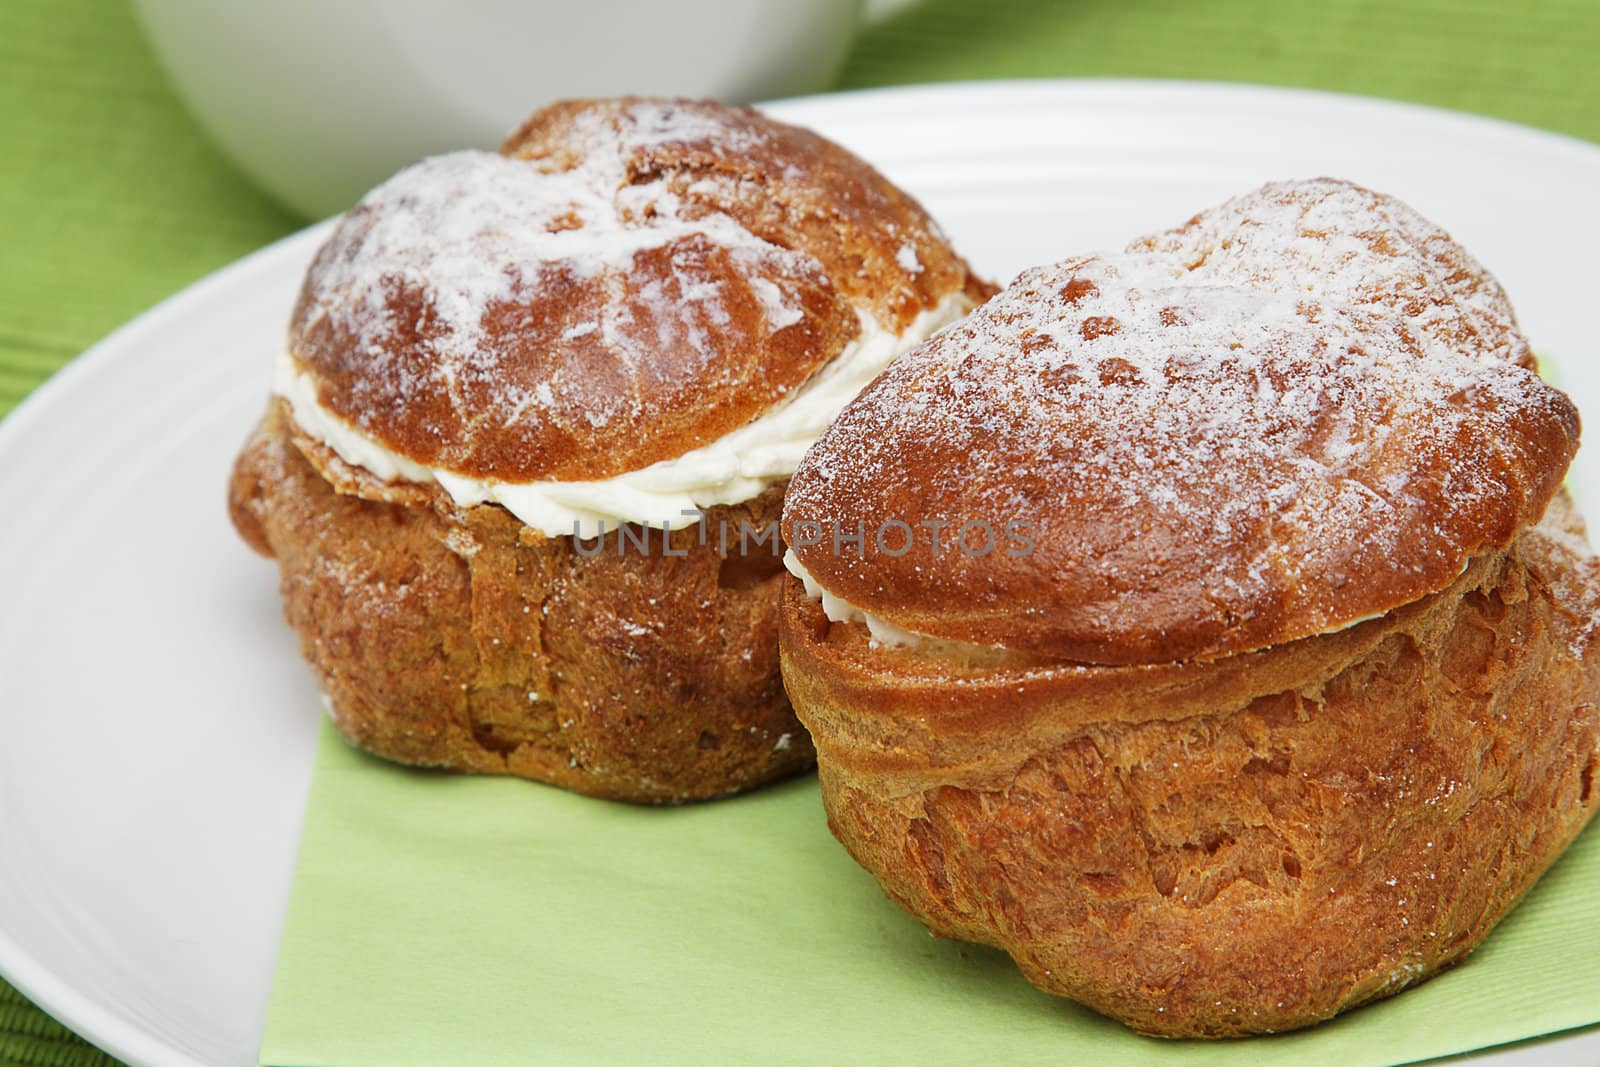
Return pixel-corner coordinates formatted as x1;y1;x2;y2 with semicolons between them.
230;97;991;802
779;179;1600;1034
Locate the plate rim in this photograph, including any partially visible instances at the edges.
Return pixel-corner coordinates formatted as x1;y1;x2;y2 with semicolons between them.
4;76;1600;1067
770;76;1600;162
0;218;337;1067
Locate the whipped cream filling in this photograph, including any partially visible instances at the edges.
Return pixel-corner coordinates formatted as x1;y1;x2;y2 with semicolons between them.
782;549;982;651
275;292;971;539
782;550;1396;654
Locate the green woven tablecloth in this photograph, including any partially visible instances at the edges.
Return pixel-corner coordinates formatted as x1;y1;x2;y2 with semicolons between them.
4;0;1600;1062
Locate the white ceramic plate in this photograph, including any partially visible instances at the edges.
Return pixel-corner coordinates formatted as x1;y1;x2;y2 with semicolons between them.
2;80;1598;1067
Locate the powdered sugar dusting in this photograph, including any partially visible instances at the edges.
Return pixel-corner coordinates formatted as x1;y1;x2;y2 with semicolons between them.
303;153;801;381
788;179;1579;660
290;100;818;464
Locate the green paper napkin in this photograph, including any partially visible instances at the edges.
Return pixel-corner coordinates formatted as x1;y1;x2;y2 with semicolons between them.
261;722;1600;1066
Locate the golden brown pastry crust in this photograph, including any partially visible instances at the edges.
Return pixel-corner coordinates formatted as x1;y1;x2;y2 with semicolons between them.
780;494;1600;1036
246;98;994;800
778;180;1599;1034
289;97;991;484
233;401;814;803
783;180;1579;665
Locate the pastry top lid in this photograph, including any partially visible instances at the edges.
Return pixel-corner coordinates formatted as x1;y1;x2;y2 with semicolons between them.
783;179;1581;665
286;98;985;483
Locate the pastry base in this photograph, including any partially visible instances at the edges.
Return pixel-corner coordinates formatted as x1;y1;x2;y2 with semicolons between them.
232;401;814;803
780;497;1600;1035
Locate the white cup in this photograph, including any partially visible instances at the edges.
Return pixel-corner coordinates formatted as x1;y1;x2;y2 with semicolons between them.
133;0;863;218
